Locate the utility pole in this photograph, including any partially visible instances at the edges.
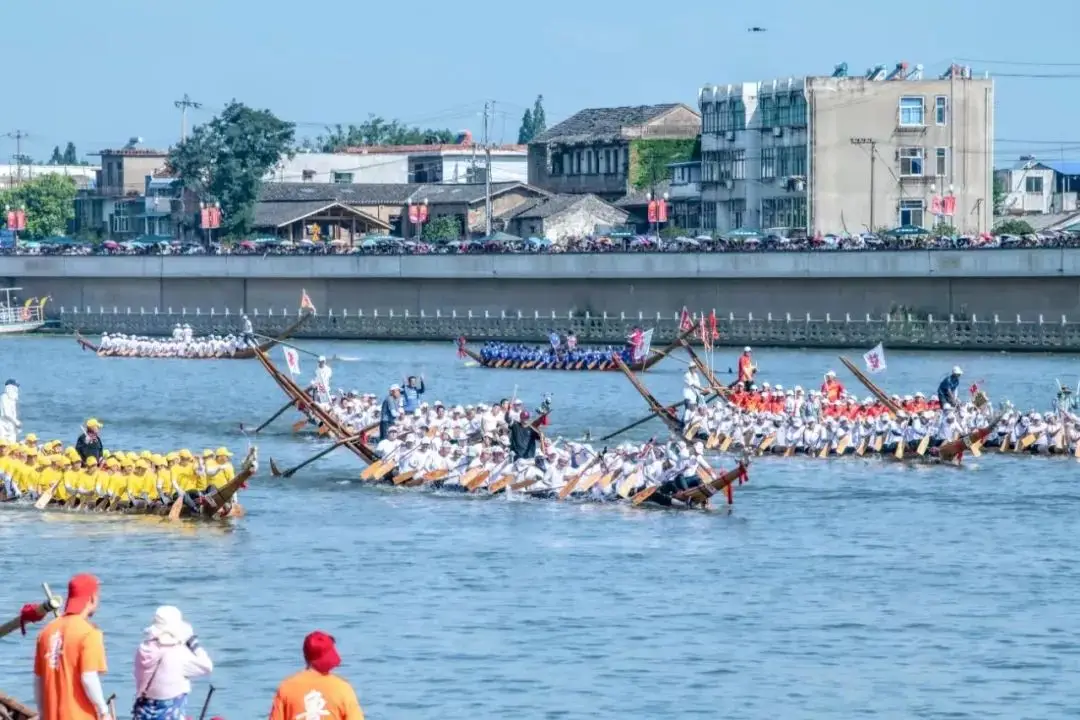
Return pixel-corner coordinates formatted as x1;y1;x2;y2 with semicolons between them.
483;101;493;237
5;130;28;187
174;94;202;142
850;138;876;231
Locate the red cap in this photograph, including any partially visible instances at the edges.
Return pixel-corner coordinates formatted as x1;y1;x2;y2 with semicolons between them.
519;410;530;420
64;574;100;616
303;631;341;675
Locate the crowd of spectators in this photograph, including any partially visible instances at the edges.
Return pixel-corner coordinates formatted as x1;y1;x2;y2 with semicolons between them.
4;229;1080;257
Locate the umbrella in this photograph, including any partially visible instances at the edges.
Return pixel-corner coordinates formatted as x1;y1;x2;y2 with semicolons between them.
103;240;119;249
526;236;551;246
239;240;257;249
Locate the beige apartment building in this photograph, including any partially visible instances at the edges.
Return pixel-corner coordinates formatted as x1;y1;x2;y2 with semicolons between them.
698;64;993;235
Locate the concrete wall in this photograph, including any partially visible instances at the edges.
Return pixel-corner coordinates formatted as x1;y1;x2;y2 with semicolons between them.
270;153;408;184
56;308;1080;352
10;249;1080;319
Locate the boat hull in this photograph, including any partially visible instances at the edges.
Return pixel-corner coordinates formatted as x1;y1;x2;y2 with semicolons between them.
0;690;36;719
0;321;45;335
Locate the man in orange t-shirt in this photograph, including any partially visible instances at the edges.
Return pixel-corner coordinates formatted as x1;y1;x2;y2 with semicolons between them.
269;631;365;720
34;573;110;720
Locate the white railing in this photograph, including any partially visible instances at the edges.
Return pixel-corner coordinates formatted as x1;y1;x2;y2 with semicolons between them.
0;304;44;325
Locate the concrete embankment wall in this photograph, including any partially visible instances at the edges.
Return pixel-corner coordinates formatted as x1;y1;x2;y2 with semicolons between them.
56;308;1080;353
8;249;1080;318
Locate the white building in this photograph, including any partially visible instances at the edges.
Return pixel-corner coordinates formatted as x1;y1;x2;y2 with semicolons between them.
995;157;1080;215
0;164;98;190
698;63;994;234
270;144;527;186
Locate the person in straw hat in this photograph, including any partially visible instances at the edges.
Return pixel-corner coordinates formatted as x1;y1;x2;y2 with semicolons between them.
131;606;213;720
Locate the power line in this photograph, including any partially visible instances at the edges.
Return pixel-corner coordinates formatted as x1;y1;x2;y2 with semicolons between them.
3;130;29;186
955;57;1080;67
174;94;202;142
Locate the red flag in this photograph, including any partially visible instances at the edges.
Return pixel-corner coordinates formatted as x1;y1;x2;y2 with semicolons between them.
647;200;658;224
709;310;718;340
969;382;979;396
300;289;316;313
657;199;668;223
699;314;712;350
679;307;692;332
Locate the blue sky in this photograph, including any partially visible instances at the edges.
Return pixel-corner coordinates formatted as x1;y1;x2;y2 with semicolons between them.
4;0;1078;167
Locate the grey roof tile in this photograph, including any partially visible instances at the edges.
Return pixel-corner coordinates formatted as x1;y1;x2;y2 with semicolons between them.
532;104;691;144
258;181;544;206
253;200;389;229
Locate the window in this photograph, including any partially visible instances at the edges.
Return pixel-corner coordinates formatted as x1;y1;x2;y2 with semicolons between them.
332;171;353;184
760;147;777;179
899;147;924;177
935;96;948;125
604;148;612;174
789;146;807;177
899;199;924;227
729;99;747;131
701;201;717;229
716;101;730;132
1025;176;1044;193
301;169;315;181
728;199;746;230
760;198;807;230
776;93;791;126
790;93;808;127
899;96;925;126
935;148;948;177
718;149;746;180
759;96;775;129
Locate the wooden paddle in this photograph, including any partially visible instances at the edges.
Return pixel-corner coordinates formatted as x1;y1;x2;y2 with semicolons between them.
558;449;606;500
272;433;363;479
999;434;1011;452
33;478;63;510
168;479;186;521
916;434;931;456
835;435;851;455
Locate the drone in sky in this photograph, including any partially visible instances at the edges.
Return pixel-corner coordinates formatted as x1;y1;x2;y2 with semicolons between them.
748;26;767;32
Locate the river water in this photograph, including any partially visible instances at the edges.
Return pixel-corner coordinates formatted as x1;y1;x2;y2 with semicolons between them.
2;336;1079;719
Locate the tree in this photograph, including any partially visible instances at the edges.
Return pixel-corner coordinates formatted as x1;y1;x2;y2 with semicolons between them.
421;215;461;242
931;222;957;236
310;115;457;152
517;109;534;144
531;95;546;138
62;142;78;165
993;175;1007;216
48;146;63;165
993;218;1035;235
0;173;78;238
168;100;295;239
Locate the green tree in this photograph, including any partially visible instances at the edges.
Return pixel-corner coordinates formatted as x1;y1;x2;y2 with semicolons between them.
0;173;78;238
421;215;461;242
517;108;534;144
931;222;957;236
993;218;1035;235
531;95;546;138
48;146;63;165
168;100;295;239
62;142;78;165
313;115;456;152
993;175;1007;215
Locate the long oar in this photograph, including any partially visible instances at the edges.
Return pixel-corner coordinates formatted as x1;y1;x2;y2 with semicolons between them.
270;433;364;479
242;398;297;434
198;685;216;720
0;583;62;639
253;333;322;359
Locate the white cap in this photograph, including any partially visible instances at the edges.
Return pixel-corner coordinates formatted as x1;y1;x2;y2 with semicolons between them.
390;384;400;391
825;370;836;377
952;366;963;375
743;346;752;352
318;355;326;362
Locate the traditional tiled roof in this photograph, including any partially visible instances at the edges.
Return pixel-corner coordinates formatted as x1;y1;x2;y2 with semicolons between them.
258;182;546;206
532;104;695;144
252;200;390;229
503;193;627;221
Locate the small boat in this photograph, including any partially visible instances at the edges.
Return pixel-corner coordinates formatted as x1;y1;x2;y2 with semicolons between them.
0;691;35;720
0;288;46;336
0;447;259;521
73;312;311;360
457;328;695;372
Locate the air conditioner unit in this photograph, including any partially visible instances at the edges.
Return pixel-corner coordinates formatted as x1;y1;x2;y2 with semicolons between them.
772;126;783;138
725;131;736;141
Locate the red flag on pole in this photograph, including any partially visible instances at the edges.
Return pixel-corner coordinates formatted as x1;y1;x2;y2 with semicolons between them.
679;307;692;332
709;310;719;340
647;201;658;224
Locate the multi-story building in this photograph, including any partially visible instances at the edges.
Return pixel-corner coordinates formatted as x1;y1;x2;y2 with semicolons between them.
0;164;98;190
527;104;701;200
995;157;1080;215
667;160;701;230
74;147;170;238
698;63;993;234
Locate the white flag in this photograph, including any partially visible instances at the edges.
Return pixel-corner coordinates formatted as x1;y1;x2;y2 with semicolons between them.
283;346;301;375
633;328;655;362
863;343;886;374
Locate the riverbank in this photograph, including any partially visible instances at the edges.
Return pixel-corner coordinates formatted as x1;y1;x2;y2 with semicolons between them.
50;307;1080;352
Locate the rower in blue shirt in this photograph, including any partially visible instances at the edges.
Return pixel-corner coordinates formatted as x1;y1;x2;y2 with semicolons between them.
402;374;425;413
936;365;963;407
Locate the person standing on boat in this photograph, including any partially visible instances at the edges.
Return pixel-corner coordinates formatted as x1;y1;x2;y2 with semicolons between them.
34;573;111;720
402;375;425;413
507;409;541;460
269;631;365;720
241;314;255;346
937;366;963;407
0;379;20;443
733;347;756;390
75;419;104;462
311;357;332;402
131;606;213;720
379;385;403;441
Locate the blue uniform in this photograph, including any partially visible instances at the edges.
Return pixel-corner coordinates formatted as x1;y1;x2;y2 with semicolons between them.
937;374;960;406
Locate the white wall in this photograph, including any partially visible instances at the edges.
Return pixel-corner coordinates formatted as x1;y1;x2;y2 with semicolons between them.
0;164;99;189
998;166;1055;214
269;153;408;184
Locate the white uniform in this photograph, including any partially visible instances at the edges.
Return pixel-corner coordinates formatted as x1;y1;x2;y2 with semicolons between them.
0;383;19;442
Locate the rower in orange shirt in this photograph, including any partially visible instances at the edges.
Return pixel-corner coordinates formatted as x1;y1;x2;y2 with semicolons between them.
820;371;845;402
269;631;365;720
33;573;110;720
734;347;756;391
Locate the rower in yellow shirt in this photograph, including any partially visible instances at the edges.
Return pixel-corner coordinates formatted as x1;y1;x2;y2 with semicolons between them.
77;456;99;504
206;447;235;492
40;455;63;504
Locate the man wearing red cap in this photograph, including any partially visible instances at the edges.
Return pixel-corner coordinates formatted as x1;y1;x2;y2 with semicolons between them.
269;631;364;720
33;573;111;720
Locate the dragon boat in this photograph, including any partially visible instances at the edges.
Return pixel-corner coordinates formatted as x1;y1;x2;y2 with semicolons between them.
252;346;746;509
73;311;311;360
0;692;34;720
457;328;695;372
0;447;259;521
